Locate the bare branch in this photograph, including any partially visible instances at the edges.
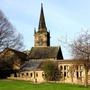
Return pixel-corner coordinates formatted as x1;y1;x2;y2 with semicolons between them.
0;10;24;51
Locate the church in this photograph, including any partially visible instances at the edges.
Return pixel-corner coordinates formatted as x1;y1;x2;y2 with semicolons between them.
13;3;63;83
1;4;90;85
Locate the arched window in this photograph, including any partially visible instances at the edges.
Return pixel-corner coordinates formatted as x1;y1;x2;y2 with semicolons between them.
30;73;32;77
26;73;28;76
36;73;38;77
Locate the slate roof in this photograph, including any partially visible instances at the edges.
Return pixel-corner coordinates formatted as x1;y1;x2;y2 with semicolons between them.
28;47;63;60
20;60;42;71
0;48;27;61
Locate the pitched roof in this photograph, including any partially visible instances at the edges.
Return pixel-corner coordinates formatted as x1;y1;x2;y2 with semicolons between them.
0;48;27;61
28;47;63;60
20;60;42;71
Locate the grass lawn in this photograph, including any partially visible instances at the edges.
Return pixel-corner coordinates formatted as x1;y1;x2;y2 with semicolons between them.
0;80;90;90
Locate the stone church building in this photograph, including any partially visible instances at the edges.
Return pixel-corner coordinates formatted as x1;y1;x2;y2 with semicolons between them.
1;4;90;85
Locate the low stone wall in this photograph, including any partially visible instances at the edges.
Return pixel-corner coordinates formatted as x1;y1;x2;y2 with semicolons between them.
7;77;32;81
7;77;45;83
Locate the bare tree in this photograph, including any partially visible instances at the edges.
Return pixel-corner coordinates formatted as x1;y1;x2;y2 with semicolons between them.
0;10;24;51
71;31;90;60
68;65;75;83
70;30;90;86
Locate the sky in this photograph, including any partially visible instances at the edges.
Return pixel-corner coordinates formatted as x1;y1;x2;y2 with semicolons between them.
0;0;90;59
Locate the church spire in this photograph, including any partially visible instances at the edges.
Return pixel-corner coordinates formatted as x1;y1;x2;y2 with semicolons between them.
38;3;47;31
34;3;50;47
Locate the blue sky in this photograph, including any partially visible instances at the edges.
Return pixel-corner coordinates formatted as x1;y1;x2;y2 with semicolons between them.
0;0;90;59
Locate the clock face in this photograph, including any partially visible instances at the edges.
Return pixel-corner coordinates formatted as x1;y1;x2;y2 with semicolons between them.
35;34;47;46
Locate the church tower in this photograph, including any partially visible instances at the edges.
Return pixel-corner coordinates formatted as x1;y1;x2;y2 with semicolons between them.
34;4;50;47
29;3;63;60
